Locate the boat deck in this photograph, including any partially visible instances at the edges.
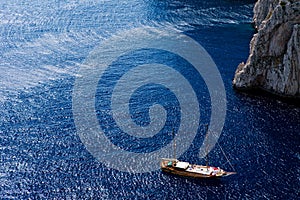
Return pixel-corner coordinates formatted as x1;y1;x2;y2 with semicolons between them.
160;158;234;178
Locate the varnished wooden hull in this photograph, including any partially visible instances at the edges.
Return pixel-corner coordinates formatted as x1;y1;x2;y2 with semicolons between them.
161;166;218;178
160;158;236;179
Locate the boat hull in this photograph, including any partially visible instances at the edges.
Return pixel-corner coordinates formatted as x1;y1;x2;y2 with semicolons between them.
161;166;218;179
160;158;235;179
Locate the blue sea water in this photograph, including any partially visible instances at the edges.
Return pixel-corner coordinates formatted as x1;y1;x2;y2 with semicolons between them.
0;0;299;199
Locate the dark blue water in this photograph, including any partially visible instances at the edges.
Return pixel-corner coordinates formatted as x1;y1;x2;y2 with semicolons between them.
1;0;299;199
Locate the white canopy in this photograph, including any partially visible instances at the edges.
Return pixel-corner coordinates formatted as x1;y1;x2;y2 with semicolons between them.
174;161;189;169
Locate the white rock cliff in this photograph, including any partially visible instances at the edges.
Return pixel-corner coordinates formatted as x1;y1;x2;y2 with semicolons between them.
233;0;300;97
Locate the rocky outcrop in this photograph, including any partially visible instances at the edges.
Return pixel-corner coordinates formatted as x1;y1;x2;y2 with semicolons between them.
233;0;300;97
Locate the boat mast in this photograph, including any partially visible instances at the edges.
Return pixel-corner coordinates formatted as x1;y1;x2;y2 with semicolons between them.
173;128;176;160
205;124;209;169
206;153;209;169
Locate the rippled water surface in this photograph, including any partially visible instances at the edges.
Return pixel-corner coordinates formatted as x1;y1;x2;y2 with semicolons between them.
1;0;299;199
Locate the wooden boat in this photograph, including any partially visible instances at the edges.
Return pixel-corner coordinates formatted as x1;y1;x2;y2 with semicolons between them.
160;125;236;179
160;158;236;178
